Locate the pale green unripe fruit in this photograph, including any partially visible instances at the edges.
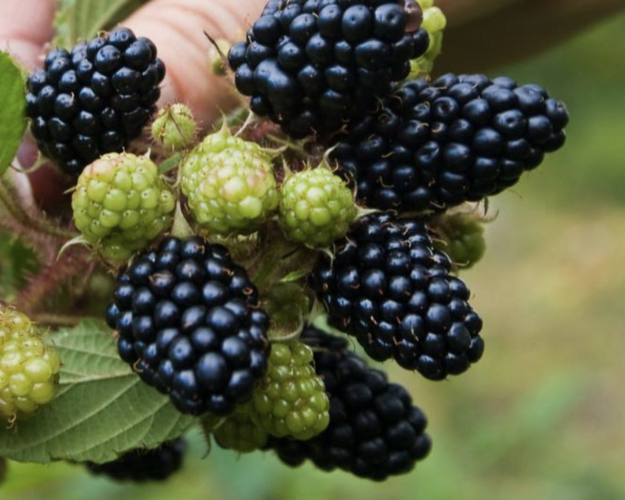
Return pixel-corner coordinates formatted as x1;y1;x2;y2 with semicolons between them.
409;0;447;78
180;127;279;235
279;165;357;248
252;341;329;441
213;405;269;453
208;39;232;76
151;104;198;152
72;152;176;263
0;307;61;422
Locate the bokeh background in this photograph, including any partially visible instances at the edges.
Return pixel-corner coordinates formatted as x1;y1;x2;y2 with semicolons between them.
3;10;625;500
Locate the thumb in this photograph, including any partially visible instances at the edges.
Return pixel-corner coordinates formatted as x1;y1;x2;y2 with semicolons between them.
0;0;57;69
123;0;265;129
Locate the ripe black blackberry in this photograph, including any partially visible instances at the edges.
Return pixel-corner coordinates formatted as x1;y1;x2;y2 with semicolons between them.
228;0;429;138
86;438;186;482
25;27;165;176
308;213;484;380
106;236;270;416
268;325;431;481
333;73;570;212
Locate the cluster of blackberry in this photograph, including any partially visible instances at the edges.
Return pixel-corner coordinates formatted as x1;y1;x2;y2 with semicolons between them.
25;27;165;175
86;439;187;482
333;74;569;211
309;213;484;380
14;0;570;486
268;326;432;481
105;237;271;416
228;0;430;137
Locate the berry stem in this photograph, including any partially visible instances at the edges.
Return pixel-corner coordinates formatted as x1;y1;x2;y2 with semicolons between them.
31;312;84;328
0;175;78;240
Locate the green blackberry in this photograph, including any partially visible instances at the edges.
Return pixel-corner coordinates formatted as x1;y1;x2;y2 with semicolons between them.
278;164;357;247
408;0;446;77
25;27;165;175
252;341;330;440
228;0;429;138
333;73;569;212
0;306;61;422
433;213;486;271
86;438;186;482
267;326;431;481
180;128;279;235
309;213;484;380
105;237;271;416
214;405;269;453
71;152;176;263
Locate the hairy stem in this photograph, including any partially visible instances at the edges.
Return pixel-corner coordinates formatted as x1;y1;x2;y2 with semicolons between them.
32;312;84;328
0;175;78;240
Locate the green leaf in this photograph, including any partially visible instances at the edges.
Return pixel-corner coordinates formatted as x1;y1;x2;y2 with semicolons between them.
0;320;195;464
54;0;150;49
0;52;27;174
0;231;40;300
279;269;309;283
158;152;183;175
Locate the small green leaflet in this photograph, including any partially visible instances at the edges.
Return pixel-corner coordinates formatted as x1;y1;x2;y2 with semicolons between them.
279;269;309;283
54;0;150;49
159;152;183;174
0;52;27;174
0;320;195;464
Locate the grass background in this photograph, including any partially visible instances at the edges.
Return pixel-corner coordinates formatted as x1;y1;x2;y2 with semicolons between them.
3;11;625;500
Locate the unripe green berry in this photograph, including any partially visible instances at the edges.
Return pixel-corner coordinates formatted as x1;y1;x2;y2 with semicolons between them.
214;406;268;453
180;127;279;235
252;340;329;441
0;307;61;422
422;5;446;32
433;213;486;271
151;104;198;152
208;39;232;76
279;165;356;248
72;153;176;263
409;1;447;78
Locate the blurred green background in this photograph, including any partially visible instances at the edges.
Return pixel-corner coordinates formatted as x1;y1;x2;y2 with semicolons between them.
4;12;625;500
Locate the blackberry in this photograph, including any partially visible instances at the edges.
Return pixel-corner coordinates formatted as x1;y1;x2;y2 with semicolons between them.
278;164;357;247
25;27;165;176
106;237;271;416
408;0;446;77
0;306;61;422
252;340;330;440
214;405;269;453
333;73;570;212
72;152;176;263
180;127;279;235
267;325;432;481
86;438;186;482
432;212;486;271
151;104;198;152
228;0;429;138
308;213;484;380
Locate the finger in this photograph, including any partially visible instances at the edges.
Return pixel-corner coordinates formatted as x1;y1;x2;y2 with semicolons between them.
0;0;57;69
123;0;266;128
436;0;625;73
